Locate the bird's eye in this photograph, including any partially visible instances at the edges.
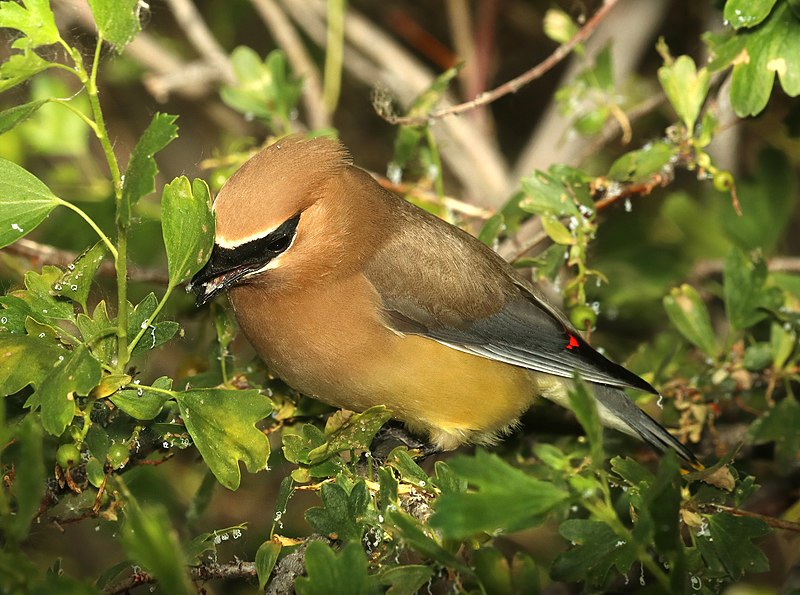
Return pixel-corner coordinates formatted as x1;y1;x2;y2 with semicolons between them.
267;234;292;253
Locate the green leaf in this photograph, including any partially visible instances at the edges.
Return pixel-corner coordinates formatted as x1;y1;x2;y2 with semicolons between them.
721;150;796;252
478;212;505;247
308;406;393;464
474;547;513;595
121;498;193;595
567;374;603;464
174;388;272;490
432;460;467;494
724;249;771;330
161;176;214;287
119;113;178;225
255;540;281;591
305;480;370;542
0;157;60;248
607;141;678;183
282;423;345;478
386;65;461;177
511;552;541;594
430;449;568;539
12;266;75;323
33;345;101;436
0;0;59;47
0;47;52;93
541;216;574;246
111;376;172;420
221;48;302;127
131;321;179;357
657;55;710;131
696;513;770;579
748;396;800;468
85;456;105;488
550;519;637;587
87;0;141;50
520;171;579;218
543;9;577;44
295;541;378;595
663;284;719;357
53;241;106;312
17;75;90;157
716;3;800;116
270;476;294;536
376;565;434;595
386;447;430;489
388;511;471;574
76;301;116;366
7;416;45;542
724;0;779;29
0;335;65;395
0;98;47;135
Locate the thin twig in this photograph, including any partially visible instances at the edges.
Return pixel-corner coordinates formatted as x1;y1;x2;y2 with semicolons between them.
384;0;622;126
164;0;235;84
373;175;493;219
1;239;169;285
702;504;800;533
280;0;511;206
690;257;800;281
250;0;330;129
576;93;668;163
104;560;258;595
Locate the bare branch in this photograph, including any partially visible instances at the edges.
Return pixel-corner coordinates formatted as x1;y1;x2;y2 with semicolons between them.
280;0;512;207
385;0;622;126
1;239;169;285
690;257;800;282
164;0;235;84
250;0;330;130
104;560;258;595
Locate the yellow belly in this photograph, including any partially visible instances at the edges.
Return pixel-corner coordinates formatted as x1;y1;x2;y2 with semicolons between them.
229;277;537;450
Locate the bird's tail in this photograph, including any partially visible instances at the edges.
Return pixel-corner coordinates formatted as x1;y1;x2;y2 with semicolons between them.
593;384;701;468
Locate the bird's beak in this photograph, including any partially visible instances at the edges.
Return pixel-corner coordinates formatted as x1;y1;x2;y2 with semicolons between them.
188;247;265;307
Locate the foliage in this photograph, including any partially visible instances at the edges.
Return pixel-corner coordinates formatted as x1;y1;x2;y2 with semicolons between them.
0;1;798;594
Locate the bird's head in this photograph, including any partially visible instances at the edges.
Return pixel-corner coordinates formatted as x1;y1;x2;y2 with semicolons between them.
189;135;358;306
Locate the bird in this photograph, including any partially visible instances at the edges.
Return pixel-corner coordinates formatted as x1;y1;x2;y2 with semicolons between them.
189;134;698;465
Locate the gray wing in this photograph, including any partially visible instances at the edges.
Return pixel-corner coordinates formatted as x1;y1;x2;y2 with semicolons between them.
364;193;656;394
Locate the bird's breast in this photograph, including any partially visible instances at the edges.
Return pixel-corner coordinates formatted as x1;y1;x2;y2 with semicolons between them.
228;274;537;449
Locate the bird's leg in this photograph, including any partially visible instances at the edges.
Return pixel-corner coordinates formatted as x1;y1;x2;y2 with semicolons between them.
368;421;439;463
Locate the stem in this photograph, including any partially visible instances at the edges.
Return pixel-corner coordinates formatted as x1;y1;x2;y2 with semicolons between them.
126;285;174;358
87;38;129;373
425;129;445;199
323;0;346;113
54;198;118;259
50;97;100;134
583;496;671;591
61;34;130;371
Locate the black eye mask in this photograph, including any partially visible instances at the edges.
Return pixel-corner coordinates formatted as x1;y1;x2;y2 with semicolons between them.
189;213;300;306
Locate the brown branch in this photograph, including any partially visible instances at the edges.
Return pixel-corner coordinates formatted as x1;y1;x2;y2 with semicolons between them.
164;0;235;84
280;0;512;206
576;93;668;163
501;167;675;263
384;0;622;126
1;239;169;285
250;0;330;130
690;256;800;282
701;504;800;533
104;560;258;595
372;175;493;220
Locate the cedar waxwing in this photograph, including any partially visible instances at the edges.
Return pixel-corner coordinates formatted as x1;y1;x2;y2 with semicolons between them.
190;135;697;464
